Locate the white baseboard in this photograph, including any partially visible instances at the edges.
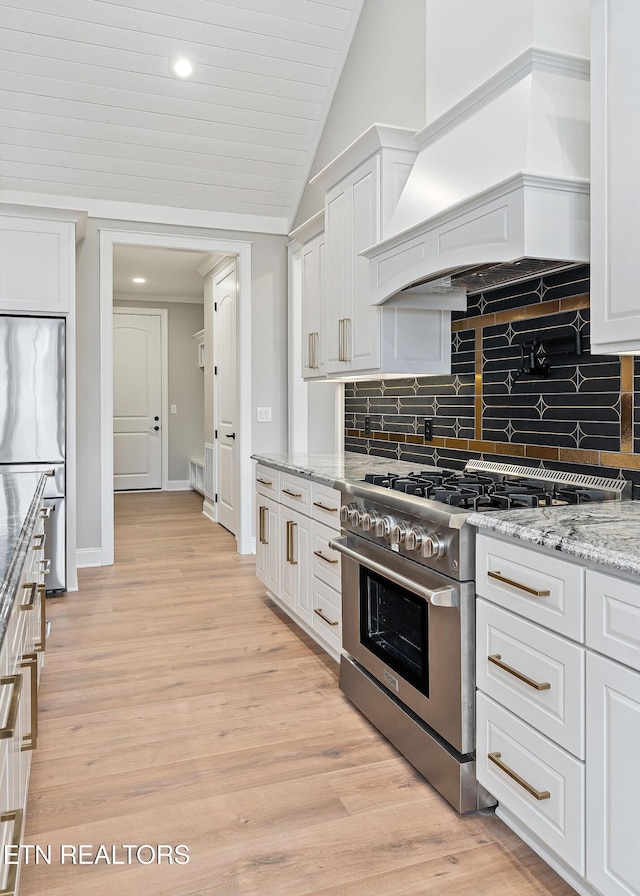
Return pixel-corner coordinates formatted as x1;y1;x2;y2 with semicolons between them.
76;548;104;568
202;499;216;522
166;480;190;491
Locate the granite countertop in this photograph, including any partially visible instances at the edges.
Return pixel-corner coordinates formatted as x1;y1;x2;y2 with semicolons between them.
252;451;429;488
468;501;640;577
0;472;47;652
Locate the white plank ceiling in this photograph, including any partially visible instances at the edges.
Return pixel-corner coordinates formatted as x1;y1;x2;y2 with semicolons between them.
0;0;363;228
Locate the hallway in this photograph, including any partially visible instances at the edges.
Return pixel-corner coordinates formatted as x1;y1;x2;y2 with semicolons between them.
20;491;575;896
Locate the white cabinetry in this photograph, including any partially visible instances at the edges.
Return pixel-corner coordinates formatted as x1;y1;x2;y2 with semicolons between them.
305;124;460;380
476;530;640;896
585;569;640;896
0;207;85;314
590;0;640;354
254;464;342;660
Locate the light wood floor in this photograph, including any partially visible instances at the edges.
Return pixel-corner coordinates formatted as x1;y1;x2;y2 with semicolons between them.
20;491;577;896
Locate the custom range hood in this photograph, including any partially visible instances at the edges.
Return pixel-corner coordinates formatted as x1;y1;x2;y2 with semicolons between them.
364;34;591;304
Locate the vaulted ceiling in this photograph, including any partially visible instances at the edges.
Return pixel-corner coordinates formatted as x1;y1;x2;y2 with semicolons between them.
0;0;364;229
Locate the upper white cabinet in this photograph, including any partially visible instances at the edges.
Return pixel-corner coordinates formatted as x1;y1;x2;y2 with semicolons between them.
590;0;640;354
301;124;461;380
0;207;86;315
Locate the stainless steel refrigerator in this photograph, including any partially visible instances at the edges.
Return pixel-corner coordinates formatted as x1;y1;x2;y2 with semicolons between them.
0;315;66;592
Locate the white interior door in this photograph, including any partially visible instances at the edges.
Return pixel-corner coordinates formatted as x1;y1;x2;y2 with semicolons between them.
113;311;162;490
214;263;237;534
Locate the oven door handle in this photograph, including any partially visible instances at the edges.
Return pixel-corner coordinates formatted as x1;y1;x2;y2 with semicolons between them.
328;537;458;608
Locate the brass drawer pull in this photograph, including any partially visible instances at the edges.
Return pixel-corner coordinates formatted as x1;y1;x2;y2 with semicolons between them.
282;488;302;498
488;654;551;691
314;550;338;565
313;501;338;513
314;608;339;627
35;584;46;652
258;505;268;544
20;581;37;611
286;520;297;565
39;558;51;575
0;808;24;896
256;477;273;487
20;653;38;752
40;505;52;519
0;675;21;739
32;533;46;550
488;751;550;801
488;570;550;597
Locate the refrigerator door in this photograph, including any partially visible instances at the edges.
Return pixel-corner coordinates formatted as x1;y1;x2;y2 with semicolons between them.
0;316;65;463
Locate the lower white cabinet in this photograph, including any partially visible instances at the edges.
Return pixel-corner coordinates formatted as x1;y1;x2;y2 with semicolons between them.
476;530;640;896
254;465;342;660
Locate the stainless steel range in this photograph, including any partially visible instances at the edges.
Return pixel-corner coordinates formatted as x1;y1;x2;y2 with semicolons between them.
329;461;630;813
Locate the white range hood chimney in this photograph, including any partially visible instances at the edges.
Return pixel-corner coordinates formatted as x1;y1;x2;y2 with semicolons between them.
364;0;591;304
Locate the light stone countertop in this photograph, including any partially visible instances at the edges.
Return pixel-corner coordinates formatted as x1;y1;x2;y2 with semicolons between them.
468;500;640;577
252;451;439;488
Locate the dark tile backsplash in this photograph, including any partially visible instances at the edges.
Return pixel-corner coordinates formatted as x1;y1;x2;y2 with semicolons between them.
345;265;640;491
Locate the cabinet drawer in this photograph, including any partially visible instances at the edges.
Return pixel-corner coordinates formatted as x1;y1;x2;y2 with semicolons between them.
476;599;585;758
280;473;311;515
476;692;585;874
312;522;341;591
476;533;584;640
311;482;341;530
255;464;280;499
586;569;640;671
312;578;341;653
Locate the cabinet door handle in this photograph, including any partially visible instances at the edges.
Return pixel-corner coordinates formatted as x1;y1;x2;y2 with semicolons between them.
282;488;302;498
314;608;339;626
256;477;272;487
487;570;550;597
20;582;37;611
0;675;21;739
313;501;338;513
258;505;268;545
39;558;51;575
286;520;297;565
314;550;339;565
35;584;46;653
488;752;550;801
312;332;319;370
40;505;52;519
0;808;23;896
32;533;46;551
20;653;38;752
488;654;551;691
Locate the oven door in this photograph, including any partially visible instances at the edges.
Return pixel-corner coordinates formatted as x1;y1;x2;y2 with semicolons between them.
330;534;475;756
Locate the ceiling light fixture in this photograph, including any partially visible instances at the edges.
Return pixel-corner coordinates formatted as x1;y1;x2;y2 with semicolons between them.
132;277;146;284
169;56;196;79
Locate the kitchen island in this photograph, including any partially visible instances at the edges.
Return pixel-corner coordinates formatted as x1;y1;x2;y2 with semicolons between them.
0;470;48;896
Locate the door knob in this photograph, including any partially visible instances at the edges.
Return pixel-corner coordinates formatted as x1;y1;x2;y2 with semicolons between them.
225;433;236;440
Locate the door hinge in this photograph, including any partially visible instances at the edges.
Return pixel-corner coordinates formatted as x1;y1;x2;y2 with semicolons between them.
214;493;218;502
214;302;217;311
214;429;218;439
214;366;218;375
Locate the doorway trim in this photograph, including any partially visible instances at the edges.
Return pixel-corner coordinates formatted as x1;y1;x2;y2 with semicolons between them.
112;306;169;491
99;228;253;565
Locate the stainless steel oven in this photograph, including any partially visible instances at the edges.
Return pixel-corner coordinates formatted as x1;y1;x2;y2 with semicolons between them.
330;461;630;814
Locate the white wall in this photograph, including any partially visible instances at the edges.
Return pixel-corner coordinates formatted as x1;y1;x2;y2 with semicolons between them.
76;217;288;555
293;0;427;228
113;299;204;482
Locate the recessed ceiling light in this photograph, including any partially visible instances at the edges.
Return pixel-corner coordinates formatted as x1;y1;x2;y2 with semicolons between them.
132;277;146;284
169;56;196;79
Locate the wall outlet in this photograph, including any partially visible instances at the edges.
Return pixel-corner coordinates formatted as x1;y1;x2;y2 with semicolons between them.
424;418;434;441
364;416;372;435
170;404;177;414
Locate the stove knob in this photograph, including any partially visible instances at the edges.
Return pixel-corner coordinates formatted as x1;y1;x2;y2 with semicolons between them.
347;507;361;526
390;522;408;545
340;503;355;523
423;533;446;559
405;527;427;552
362;510;380;532
374;515;393;538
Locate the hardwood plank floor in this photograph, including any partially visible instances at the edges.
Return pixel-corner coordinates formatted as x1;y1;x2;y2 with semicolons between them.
19;491;578;896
